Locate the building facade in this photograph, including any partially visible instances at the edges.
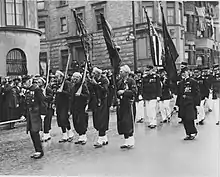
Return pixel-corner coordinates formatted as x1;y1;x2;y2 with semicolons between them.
37;1;219;73
0;0;41;77
184;1;220;67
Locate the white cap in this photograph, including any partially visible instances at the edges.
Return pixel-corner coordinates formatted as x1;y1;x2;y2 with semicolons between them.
93;67;102;74
55;70;64;77
120;65;131;73
72;72;82;78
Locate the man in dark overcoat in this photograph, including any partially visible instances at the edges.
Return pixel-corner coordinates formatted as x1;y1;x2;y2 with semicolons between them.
117;65;137;149
176;67;201;140
89;67;110;148
54;70;74;143
70;72;90;145
23;76;46;159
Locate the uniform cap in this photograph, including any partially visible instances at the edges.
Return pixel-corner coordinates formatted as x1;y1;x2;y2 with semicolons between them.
72;72;82;78
120;65;131;73
93;67;102;74
55;70;64;77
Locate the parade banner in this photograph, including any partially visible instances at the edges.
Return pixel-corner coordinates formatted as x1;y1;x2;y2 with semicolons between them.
144;8;163;67
160;4;178;82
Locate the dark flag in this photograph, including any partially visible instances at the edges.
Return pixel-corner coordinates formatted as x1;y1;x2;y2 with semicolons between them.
100;13;122;75
160;5;179;82
144;8;162;66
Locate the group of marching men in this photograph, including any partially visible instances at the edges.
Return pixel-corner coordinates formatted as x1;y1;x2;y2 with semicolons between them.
0;61;220;159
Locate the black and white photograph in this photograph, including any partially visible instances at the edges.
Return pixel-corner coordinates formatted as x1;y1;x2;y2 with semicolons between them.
0;0;219;176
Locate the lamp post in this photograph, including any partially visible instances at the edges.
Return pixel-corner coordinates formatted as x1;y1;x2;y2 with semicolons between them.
132;1;137;72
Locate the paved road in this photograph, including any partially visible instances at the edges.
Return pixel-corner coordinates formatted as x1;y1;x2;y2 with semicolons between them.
0;106;219;177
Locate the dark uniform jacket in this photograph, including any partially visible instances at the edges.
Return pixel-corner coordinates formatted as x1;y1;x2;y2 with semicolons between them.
142;74;162;100
176;78;200;120
25;85;46;133
116;77;137;135
211;73;220;99
195;76;209;100
160;76;172;101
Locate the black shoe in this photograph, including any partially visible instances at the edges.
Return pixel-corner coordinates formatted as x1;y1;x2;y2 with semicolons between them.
208;109;212;112
75;140;87;145
149;125;156;129
216;121;220;125
67;137;74;142
59;139;68;143
199;120;204;125
120;144;128;149
161;120;168;123
94;142;103;148
136;118;144;123
183;136;191;140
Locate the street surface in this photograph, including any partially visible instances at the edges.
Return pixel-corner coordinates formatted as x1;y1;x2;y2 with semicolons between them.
0;103;219;177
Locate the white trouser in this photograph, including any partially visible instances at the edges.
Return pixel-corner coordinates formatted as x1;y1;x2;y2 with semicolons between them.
160;100;171;121
212;98;220;123
144;99;157;126
136;100;144;120
197;99;205;122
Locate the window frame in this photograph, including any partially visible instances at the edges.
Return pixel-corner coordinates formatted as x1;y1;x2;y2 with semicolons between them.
5;0;25;27
94;7;105;31
166;1;175;24
60;49;69;71
59;0;68;7
92;1;106;31
37;0;45;10
60;16;68;34
142;1;154;22
178;2;183;25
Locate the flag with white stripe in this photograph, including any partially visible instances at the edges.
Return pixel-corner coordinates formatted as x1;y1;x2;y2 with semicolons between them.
144;8;163;66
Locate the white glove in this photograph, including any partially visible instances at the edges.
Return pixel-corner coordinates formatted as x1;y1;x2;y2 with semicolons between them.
20;116;26;121
41;115;46;120
85;105;88;112
157;97;160;101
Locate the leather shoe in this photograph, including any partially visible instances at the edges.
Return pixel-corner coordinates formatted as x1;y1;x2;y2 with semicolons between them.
94;142;103;148
33;152;44;159
59;139;68;143
120;145;128;149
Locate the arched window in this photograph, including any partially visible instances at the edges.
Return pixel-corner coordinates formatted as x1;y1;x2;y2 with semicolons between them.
6;49;27;76
5;0;25;26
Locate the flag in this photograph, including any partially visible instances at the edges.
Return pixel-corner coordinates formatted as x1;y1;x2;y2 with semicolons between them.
144;8;163;66
100;13;122;75
160;5;178;81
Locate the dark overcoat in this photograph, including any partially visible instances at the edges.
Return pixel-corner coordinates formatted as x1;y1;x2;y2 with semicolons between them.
116;77;137;135
55;81;71;127
25;85;46;133
70;82;90;135
90;75;110;132
176;78;200;121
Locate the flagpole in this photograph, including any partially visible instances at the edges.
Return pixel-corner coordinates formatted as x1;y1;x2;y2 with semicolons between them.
132;1;137;72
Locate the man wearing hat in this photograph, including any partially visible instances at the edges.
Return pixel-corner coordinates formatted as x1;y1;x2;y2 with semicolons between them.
194;67;209;125
141;65;162;128
70;72;90;145
117;65;137;148
54;70;74;143
89;67;110;148
159;69;172;123
22;75;46;159
176;67;200;140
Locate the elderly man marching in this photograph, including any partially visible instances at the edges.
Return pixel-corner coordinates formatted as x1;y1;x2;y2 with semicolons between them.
70;72;90;145
116;65;137;149
88;67;110;148
22;76;46;159
142;65;162;128
176;67;200;140
54;70;74;143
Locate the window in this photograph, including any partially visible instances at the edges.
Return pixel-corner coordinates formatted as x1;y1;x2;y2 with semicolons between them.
214;27;217;41
60;17;67;32
178;3;183;25
37;0;45;10
158;3;162;23
38;21;46;39
95;8;104;31
59;0;67;6
6;49;27;76
75;9;85;35
5;0;25;26
167;2;175;24
61;49;69;71
143;1;154;21
39;52;47;76
137;38;147;59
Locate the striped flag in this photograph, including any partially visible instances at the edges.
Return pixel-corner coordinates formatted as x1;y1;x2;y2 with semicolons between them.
144;8;163;66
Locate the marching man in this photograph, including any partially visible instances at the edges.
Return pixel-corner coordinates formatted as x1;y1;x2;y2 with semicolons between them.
142;65;162;128
116;65;137;149
70;72;90;145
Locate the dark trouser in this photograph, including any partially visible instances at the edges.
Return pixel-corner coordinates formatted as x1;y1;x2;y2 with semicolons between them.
44;109;53;133
72;112;88;136
99;131;106;137
183;119;197;136
61;125;71;133
30;131;43;153
124;132;133;139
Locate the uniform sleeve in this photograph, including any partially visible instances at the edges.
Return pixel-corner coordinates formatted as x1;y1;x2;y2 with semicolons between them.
156;76;162;98
194;80;201;106
123;79;137;99
96;76;109;94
